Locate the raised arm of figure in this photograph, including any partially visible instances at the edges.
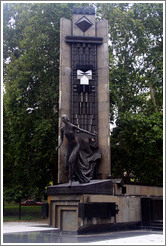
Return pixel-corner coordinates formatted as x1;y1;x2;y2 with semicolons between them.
73;124;96;136
56;127;64;151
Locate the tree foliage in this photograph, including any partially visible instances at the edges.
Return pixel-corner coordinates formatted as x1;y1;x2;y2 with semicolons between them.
111;113;163;185
3;3;73;199
97;3;163;185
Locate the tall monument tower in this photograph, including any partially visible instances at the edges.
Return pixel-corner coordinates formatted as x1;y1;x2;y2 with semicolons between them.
47;6;163;233
58;6;110;183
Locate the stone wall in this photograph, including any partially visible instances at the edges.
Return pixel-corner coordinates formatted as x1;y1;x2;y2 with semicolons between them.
114;184;163;196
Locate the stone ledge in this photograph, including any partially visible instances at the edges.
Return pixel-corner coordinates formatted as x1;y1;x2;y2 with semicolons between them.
66;35;103;44
47;180;113;195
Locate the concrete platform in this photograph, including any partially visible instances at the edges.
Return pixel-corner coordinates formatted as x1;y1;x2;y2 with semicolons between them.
3;220;57;234
3;221;164;244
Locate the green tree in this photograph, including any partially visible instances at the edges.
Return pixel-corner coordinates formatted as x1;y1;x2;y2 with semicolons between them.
97;3;163;118
3;3;73;200
97;3;163;185
111;113;163;185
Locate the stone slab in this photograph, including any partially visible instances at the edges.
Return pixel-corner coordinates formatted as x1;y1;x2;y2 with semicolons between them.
47;180;113;195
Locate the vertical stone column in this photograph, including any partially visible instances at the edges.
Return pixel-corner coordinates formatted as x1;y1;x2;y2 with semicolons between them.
97;20;111;179
58;9;110;183
58;18;71;183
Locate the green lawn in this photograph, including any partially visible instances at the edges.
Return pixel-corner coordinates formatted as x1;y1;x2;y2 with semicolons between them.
3;204;43;221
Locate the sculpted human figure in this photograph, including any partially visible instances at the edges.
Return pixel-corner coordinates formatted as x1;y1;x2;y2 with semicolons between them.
56;114;98;186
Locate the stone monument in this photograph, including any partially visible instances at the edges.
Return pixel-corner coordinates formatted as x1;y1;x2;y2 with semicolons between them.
58;6;110;183
47;6;163;233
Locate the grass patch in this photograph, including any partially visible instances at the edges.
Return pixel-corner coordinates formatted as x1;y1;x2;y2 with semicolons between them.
3;205;43;221
4;205;42;214
3;215;43;222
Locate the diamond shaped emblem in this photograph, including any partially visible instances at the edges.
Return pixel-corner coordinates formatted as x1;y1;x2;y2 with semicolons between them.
75;16;93;32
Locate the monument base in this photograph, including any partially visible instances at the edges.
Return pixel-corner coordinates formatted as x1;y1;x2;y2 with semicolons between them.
47;180;163;232
47;179;114;195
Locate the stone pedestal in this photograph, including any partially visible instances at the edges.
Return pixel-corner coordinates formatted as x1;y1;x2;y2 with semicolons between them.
47;180;163;232
47;180;118;232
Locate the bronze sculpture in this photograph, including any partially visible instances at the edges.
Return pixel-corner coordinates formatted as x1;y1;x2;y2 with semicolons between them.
56;114;101;185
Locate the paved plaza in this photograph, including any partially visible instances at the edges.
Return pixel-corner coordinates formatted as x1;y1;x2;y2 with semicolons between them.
3;220;164;244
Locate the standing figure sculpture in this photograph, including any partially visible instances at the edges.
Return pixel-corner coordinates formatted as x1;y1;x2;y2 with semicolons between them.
56;114;101;185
